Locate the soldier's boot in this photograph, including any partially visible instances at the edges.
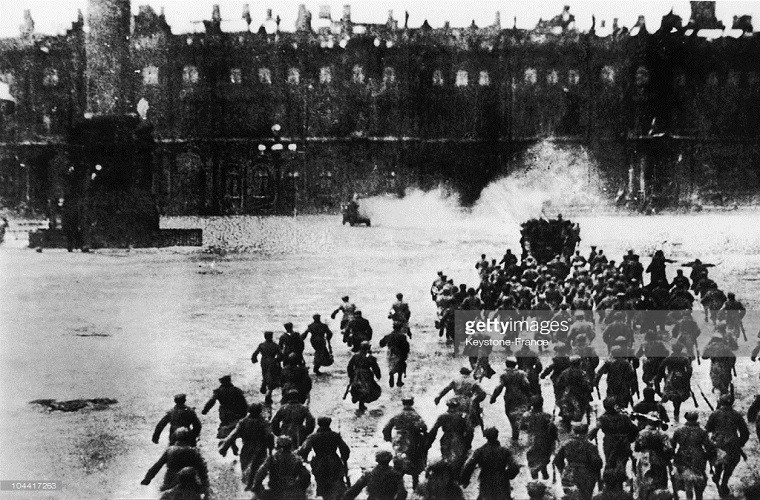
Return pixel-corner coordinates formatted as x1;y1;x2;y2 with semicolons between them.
412;474;419;489
231;442;239;456
358;402;367;412
260;382;267;394
389;376;394;388
541;465;549;480
673;401;681;423
396;373;404;387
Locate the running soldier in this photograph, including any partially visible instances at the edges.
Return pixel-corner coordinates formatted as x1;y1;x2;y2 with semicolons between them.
632;388;669;431
636;330;669;393
417;461;464;500
345;311;373;352
342;450;407;500
252;331;282;404
556;355;593;428
388;293;412;338
460;427;521;500
379;321;411;388
516;344;543;397
220;402;275;491
298;417;350;500
719;293;745;346
592;469;633;500
633;412;673;500
705;395;750;497
554;422;603;500
701;333;735;396
346;341;382;411
541;342;572;403
201;375;248;456
671;312;701;360
588;397;639;474
654;343;692;422
253;436;311;500
382;397;429;489
331;295;356;338
152;394;202;445
159;467;204;500
279;322;305;363
520;395;559;480
281;353;313;404
301;314;334;375
594;347;637;408
671;411;716;500
490;357;532;440
141;427;209;494
428;399;473;477
271;389;316;448
434;367;487;433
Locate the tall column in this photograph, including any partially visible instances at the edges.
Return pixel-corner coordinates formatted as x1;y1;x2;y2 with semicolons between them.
85;0;131;116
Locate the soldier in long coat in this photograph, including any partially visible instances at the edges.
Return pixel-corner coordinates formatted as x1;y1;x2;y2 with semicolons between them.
702;333;735;396
633;413;673;500
520;395;558;480
434;367;486;433
490;357;531;440
152;394;202;445
382;397;428;488
301;314;334;374
347;341;382;411
342;450;407;500
428;399;473;477
220;402;275;491
588;397;639;474
252;331;282;404
556;355;593;428
705;395;750;497
379;322;410;388
388;293;412;337
516;344;543;397
417;461;464;500
298;417;350;500
594;347;637;408
280;353;313;404
554;422;603;500
654;343;692;422
460;427;521;500
271;390;316;448
141;428;209;494
671;411;716;500
201;375;248;455
279;322;305;363
253;436;311;500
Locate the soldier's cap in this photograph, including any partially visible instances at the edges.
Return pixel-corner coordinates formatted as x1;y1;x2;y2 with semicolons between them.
643;387;655;399
526;481;548;495
248;403;263;415
219;374;232;383
610;346;623;356
264;331;274;338
396;293;403;299
313;313;321;320
317;416;332;427
614;336;628;344
286;388;301;396
483;427;499;441
359;341;371;350
505;357;518;367
375;450;393;464
437;271;443;275
177;467;199;486
172;427;192;443
591;245;597;249
574;310;586;318
571;421;588;434
616;292;626;297
342;295;349;301
684;411;699;422
569;355;582;364
174;393;187;403
284;322;293;329
459;367;472;375
276;436;293;450
719;394;735;407
711;332;724;339
355;310;363;315
402;396;414;406
446;399;459;408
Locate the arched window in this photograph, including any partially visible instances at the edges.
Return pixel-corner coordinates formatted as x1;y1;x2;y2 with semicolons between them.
258;68;272;85
568;69;580;85
142;65;159;85
546;70;559;85
287;68;300;85
229;68;242;84
524;68;537;85
601;65;615;84
352;65;365;84
478;71;490;86
432;70;444;86
320;66;332;84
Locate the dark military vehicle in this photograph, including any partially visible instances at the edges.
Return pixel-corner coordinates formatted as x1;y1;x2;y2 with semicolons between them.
519;215;580;265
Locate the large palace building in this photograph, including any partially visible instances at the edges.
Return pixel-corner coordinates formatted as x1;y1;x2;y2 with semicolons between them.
0;1;759;215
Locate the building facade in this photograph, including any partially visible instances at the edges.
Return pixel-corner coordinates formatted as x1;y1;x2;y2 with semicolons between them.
1;1;759;215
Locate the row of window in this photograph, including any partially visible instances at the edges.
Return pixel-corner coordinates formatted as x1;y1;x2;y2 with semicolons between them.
140;64;603;88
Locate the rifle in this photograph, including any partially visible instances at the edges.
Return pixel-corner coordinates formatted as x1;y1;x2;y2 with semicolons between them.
342;382;352;400
697;384;714;411
741;321;748;342
552;462;557;484
694;338;701;365
690;389;699;408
